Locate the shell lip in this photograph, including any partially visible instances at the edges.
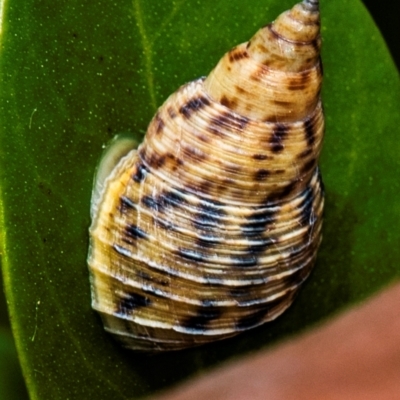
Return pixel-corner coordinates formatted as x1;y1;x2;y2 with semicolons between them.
90;133;138;220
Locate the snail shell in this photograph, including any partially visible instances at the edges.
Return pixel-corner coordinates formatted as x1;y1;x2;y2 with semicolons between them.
88;0;324;352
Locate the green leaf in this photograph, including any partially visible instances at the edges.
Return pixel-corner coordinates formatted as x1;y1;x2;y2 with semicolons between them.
1;261;28;399
0;328;29;400
0;0;399;399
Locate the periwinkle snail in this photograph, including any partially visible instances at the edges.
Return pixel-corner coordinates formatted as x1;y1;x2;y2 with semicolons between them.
88;0;324;352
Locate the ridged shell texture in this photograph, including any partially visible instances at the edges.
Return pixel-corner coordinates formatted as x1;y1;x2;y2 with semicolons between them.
88;0;324;351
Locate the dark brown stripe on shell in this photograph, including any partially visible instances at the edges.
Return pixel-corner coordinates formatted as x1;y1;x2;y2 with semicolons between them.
154;112;165;134
220;95;238;109
245;238;274;255
193;202;226;229
287;80;307;91
270;124;288;153
250;65;267;82
298;187;316;226
186;180;213;197
235;85;247;95
195;235;220;249
125;224;148;240
132;162;148;183
176;248;210;262
141;195;158;210
252;153;270;161
235;308;268;330
300;158;316;175
228;47;249;63
229;287;249;299
208;111;249;137
254;169;270;181
151;153;167;169
304;116;316;146
273;99;291;106
287;69;314;91
179;96;211;118
159;189;187;208
198;180;213;195
117;292;151;315
137;270;171;287
241;209;276;233
310;37;321;54
153;216;177;231
119;196;136;211
141;189;188;211
230;254;258;268
317;168;324;194
167;106;177;119
197;133;211;143
140;148;167;170
184;145;207;163
266;180;298;203
300;69;312;85
180;306;222;333
223;163;240;175
297;148;314;159
286;264;312;287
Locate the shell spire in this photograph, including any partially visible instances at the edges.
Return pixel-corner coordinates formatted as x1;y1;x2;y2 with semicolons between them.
204;0;321;122
303;0;319;12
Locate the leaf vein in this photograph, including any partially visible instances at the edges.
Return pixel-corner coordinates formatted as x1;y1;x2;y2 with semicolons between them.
133;0;157;111
149;0;186;45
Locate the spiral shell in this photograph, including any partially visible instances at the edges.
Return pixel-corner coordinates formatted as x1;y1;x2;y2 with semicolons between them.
88;0;324;352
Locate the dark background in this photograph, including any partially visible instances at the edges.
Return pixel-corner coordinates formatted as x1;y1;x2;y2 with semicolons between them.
362;0;399;70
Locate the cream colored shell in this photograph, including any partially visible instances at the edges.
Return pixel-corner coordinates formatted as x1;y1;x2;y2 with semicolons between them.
88;0;324;352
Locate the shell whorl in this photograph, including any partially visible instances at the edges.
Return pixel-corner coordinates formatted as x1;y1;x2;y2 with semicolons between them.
204;0;321;122
88;0;324;352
